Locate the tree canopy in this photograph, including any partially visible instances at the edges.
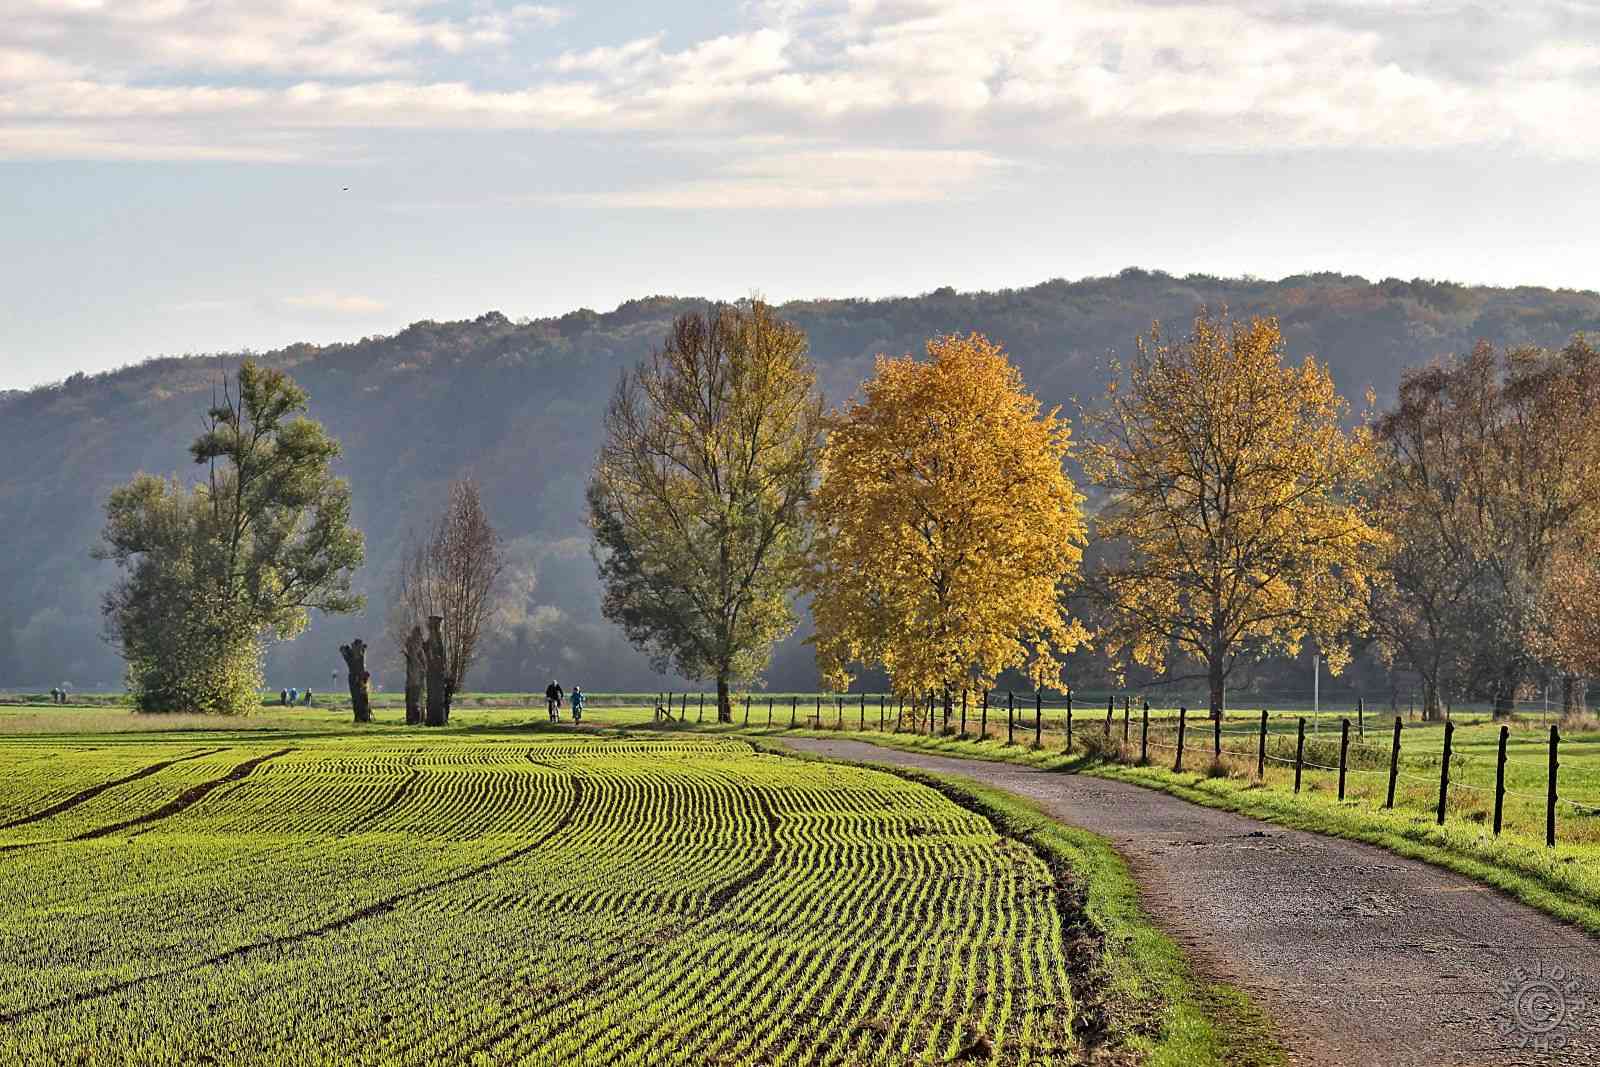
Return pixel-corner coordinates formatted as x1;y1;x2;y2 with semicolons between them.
808;333;1089;703
97;361;364;713
1082;311;1380;718
588;301;823;720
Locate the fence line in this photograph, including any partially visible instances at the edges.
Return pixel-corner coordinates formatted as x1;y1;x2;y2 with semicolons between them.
634;688;1593;848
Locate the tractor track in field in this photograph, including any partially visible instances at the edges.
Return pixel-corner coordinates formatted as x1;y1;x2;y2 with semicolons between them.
0;775;589;1026
0;747;229;831
784;737;1600;1067
72;747;294;841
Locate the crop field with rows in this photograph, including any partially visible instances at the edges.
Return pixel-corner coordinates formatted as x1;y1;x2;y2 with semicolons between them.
0;735;1081;1066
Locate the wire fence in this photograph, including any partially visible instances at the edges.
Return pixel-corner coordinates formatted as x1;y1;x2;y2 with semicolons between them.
637;687;1598;847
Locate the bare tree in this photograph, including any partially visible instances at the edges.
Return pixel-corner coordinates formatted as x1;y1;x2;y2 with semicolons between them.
388;478;506;722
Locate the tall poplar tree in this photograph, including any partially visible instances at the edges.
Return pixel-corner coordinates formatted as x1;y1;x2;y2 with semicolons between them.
588;301;823;722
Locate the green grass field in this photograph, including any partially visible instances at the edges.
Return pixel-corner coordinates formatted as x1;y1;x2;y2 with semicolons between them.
0;723;1238;1066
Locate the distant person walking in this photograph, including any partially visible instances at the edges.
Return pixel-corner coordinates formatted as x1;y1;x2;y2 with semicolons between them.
302;689;313;706
571;687;585;723
281;688;289;706
545;680;564;722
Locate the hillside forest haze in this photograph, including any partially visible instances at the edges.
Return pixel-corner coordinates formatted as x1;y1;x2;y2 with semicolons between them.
7;269;1600;697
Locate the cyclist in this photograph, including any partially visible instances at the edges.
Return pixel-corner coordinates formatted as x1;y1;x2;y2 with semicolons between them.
544;679;564;722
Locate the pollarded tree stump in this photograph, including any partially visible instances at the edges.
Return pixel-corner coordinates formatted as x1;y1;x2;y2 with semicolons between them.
424;615;448;727
339;639;372;723
402;624;426;726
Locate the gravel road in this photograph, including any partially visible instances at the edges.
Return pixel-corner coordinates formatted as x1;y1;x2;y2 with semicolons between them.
783;738;1599;1067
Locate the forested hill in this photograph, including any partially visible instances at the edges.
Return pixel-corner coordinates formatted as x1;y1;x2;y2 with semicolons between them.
7;269;1600;695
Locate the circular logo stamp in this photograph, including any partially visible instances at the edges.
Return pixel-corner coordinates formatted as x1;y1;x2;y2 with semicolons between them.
1499;961;1588;1052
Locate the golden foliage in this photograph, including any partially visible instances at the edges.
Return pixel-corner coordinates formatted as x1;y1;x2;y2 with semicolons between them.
808;333;1089;697
1082;311;1380;712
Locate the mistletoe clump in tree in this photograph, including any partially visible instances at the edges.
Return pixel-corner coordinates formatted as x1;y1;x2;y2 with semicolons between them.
97;361;365;715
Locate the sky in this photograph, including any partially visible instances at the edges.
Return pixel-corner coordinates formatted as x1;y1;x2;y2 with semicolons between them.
3;0;1599;391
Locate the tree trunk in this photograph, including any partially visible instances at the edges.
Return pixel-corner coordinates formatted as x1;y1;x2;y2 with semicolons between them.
716;674;732;724
1421;678;1443;722
1208;657;1226;722
1561;675;1586;719
1491;667;1521;721
339;639;372;723
402;625;425;726
424;615;448;727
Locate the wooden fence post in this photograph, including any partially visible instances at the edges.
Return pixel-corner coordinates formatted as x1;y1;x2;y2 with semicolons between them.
1105;695;1114;740
699;691;704;722
1547;724;1560;848
1385;717;1401;809
1257;709;1268;779
816;693;821;726
1007;691;1014;745
1338;718;1350;801
837;695;844;731
1294;717;1306;794
960;689;968;738
1123;695;1131;743
790;696;797;729
1175;706;1187;772
1493;724;1509;836
879;694;885;732
1357;697;1365;741
743;694;750;727
1437;719;1455;826
895;695;903;732
1140;700;1149;764
1212;708;1222;759
980;689;988;740
1034;691;1042;748
859;692;866;731
1065;689;1073;751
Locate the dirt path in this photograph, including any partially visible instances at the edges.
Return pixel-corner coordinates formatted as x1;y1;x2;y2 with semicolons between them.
784;738;1599;1067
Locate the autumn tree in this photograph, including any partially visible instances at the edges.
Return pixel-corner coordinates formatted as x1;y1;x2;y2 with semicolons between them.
588;301;823;722
1368;359;1492;720
808;333;1089;711
97;361;365;715
1375;338;1600;718
388;478;505;724
1083;311;1380;720
1529;545;1600;720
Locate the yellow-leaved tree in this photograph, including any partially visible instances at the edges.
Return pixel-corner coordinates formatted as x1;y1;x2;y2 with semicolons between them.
1082;311;1381;720
808;333;1089;714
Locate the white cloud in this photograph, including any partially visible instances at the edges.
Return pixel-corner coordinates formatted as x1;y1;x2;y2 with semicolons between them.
4;0;1600;173
278;292;388;315
570;148;1016;209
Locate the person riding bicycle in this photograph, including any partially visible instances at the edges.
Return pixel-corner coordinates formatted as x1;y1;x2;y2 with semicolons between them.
544;679;564;722
570;686;585;723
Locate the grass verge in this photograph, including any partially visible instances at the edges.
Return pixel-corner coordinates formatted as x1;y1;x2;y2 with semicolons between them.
759;739;1285;1067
